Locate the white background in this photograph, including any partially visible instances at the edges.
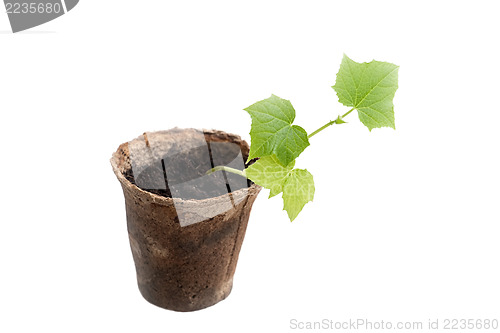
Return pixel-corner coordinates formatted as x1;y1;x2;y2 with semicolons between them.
1;1;499;332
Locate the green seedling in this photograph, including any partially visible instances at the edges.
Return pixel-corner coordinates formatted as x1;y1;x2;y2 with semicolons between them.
207;55;399;221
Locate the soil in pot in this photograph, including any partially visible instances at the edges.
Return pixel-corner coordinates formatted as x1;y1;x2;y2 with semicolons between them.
111;128;261;312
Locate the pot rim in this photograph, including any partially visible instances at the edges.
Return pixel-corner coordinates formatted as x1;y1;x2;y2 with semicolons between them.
110;128;261;207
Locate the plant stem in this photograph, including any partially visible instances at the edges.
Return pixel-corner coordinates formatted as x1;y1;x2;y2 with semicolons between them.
209;107;356;176
307;107;355;139
307;120;336;139
206;166;247;178
341;107;355;119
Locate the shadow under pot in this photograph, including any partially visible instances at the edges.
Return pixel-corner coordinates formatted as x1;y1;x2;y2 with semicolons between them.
110;128;261;312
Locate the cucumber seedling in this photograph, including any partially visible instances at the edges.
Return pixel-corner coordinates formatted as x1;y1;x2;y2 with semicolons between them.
208;55;399;221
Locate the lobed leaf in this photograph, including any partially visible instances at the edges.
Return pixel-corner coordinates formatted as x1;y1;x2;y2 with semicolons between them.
244;95;309;166
282;169;315;222
245;155;314;221
245;155;295;198
333;54;399;131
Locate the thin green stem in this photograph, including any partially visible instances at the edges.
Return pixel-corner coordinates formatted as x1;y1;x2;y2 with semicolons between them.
209;107;356;175
206;166;247;178
341;107;355;118
307;107;355;139
307;120;336;139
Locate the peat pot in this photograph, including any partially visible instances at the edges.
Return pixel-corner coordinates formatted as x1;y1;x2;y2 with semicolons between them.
110;128;261;312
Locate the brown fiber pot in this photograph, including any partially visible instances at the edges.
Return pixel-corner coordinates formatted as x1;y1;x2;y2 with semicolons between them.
110;128;261;312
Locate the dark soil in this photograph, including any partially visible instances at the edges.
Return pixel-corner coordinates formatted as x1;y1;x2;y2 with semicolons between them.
124;138;257;201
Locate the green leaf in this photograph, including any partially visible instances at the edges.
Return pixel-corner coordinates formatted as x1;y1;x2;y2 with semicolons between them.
245;155;295;198
245;156;314;221
282;169;315;222
332;54;399;131
244;95;310;166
